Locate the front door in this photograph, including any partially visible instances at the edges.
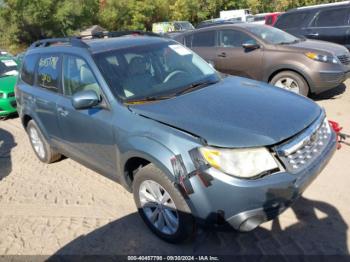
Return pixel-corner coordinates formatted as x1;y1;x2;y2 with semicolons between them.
214;29;263;80
56;54;116;176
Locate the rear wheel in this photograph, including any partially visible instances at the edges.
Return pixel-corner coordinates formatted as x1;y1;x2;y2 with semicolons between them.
27;120;61;163
270;71;309;96
133;164;195;243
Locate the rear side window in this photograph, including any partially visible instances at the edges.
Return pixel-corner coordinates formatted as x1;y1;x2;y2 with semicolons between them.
312;8;350;27
37;55;61;92
21;54;38;85
191;31;216;47
275;12;309;28
219;30;255;47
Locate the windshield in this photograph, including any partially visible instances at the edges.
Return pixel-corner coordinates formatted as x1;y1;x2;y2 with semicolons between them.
0;58;18;76
94;41;220;102
247;25;300;45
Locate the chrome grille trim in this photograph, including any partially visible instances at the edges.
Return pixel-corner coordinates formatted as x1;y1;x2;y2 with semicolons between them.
275;111;333;173
276;111;325;157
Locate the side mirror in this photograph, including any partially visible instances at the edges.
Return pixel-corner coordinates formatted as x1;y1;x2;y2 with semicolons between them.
71;90;100;110
242;41;260;50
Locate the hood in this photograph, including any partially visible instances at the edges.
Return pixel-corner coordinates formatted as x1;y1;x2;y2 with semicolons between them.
0;75;17;93
278;39;349;56
129;77;321;148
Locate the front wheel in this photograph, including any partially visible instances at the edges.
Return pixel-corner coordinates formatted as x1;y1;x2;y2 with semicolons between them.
133;164;195;243
270;71;309;96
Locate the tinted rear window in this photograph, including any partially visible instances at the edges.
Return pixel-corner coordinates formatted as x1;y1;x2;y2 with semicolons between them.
275;12;309;28
312;8;350;27
21;54;38;85
191;31;216;47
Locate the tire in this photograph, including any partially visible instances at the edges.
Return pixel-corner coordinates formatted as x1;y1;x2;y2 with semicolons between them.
133;164;195;243
270;71;309;96
26;120;61;163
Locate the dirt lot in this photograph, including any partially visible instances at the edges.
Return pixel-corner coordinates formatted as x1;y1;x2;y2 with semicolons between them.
0;81;349;256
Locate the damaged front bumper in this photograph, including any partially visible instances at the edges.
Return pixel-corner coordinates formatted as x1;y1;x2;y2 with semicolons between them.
183;123;337;232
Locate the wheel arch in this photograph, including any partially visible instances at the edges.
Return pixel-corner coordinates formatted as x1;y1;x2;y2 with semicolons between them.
21;113;51;143
120;138;177;192
21;114;32;128
265;65;313;93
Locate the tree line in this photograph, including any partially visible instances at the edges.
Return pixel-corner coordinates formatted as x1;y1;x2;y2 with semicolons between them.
0;0;342;53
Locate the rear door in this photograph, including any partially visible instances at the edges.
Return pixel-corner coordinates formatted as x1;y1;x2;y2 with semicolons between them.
305;7;350;48
56;54;116;176
186;29;218;66
28;54;62;143
213;29;263;80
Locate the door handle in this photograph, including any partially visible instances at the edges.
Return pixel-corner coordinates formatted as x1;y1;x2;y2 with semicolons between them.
307;33;319;37
218;52;227;58
57;107;68;117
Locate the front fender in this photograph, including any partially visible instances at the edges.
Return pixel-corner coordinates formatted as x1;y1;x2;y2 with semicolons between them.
120;136;177;186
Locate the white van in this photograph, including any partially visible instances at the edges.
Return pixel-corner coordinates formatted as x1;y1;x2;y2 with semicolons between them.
220;9;253;22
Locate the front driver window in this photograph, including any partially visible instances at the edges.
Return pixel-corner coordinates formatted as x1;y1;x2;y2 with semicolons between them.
62;55;102;97
219;30;255;48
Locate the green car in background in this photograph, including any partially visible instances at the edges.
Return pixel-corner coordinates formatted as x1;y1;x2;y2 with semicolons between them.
0;56;18;118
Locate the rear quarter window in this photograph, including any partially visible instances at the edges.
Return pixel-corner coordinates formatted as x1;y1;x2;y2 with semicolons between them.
21;54;39;85
275;12;309;28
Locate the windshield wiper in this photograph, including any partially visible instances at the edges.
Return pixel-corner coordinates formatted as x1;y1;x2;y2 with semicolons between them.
125;95;173;104
277;39;300;45
125;79;219;104
175;80;218;96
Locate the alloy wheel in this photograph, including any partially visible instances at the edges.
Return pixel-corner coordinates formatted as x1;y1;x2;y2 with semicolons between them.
274;77;300;94
29;127;45;159
139;180;179;235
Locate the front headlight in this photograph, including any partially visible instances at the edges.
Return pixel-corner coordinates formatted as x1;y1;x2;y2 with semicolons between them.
199;147;279;179
305;52;338;64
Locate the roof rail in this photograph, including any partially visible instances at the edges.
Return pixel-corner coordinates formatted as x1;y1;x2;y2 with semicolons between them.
29;37;89;49
29;31;160;49
80;30;160;39
293;0;350;10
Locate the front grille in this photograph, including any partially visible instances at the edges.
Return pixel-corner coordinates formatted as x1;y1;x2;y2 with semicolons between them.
337;54;350;65
275;114;332;173
7;92;15;98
